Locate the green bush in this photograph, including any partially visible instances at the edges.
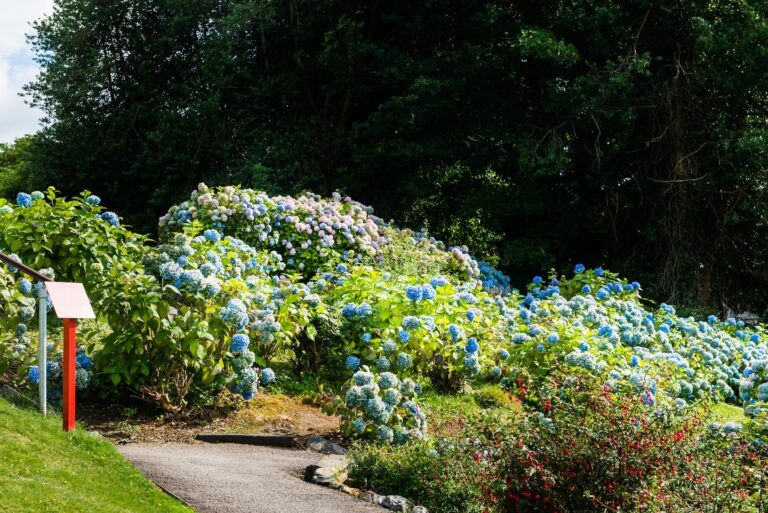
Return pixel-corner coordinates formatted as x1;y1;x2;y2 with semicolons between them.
347;440;484;513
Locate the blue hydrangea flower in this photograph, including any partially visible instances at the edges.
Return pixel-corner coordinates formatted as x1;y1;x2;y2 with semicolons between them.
596;288;610;300
630;355;640;367
465;337;479;353
420;284;436;300
261;368;276;385
382;340;397;353
466;309;478;322
376;425;394;443
532;276;543;285
362;332;373;343
491;366;502;378
27;365;40;384
159;262;182;281
19;279;32;294
398;329;410;343
536;344;546;352
345;355;361;370
219;298;249;329
376;356;391;371
16;192;32;208
99;211;120;226
378;372;399;390
356;303;372;318
448;324;462;341
405;285;422;301
353;369;374;386
498;348;510;360
395;352;412;370
581;285;592;293
579;342;590;352
230;334;250;353
76;353;93;370
594;267;604;276
574;263;586;274
204;229;222;242
430;276;448;288
352;418;366;434
342;303;358;318
546;333;559;344
335;263;348;273
757;383;768;402
86;194;101;206
402;316;421;331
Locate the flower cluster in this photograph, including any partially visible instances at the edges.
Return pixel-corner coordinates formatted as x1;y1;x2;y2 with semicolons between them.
341;366;427;444
26;345;94;404
159;183;384;275
143;229;324;400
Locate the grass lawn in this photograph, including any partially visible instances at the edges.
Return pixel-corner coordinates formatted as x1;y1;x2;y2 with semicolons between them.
0;397;192;513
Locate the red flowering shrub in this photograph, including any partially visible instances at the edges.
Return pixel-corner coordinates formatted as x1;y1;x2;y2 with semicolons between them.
472;378;768;512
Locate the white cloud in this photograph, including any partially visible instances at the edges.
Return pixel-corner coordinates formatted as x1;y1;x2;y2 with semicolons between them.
0;0;54;144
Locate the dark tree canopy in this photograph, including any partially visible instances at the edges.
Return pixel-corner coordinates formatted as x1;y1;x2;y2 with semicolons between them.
19;0;768;314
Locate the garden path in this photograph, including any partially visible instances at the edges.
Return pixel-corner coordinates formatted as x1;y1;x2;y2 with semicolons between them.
119;443;382;513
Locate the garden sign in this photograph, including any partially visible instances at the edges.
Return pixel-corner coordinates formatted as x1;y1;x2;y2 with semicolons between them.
45;282;95;431
0;251;94;432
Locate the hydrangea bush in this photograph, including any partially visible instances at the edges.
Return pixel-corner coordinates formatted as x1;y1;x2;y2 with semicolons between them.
160;184;484;282
322;265;507;393
159;183;383;275
0;256;43;387
340;365;428;444
95;228;325;407
2;185;768;434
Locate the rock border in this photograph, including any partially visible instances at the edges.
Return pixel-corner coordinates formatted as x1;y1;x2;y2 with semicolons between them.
303;458;428;513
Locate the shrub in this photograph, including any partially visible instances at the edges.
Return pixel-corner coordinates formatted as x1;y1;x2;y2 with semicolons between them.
471;377;768;513
0;188;147;285
324;265;506;392
346;440;485;513
93;229;325;408
160;184;483;282
477;378;704;512
159;184;383;275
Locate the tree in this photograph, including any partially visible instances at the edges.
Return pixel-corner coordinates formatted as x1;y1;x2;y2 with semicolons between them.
23;0;768;313
0;135;36;198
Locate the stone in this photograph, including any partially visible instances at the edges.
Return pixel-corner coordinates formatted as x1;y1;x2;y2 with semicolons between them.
303;464;321;483
306;465;347;488
340;485;363;498
381;495;414;512
306;434;347;455
363;492;385;505
412;507;429;513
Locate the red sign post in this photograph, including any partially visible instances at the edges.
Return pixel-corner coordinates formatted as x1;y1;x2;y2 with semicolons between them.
45;282;95;432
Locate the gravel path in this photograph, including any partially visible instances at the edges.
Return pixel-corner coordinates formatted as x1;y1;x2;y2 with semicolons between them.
119;443;382;513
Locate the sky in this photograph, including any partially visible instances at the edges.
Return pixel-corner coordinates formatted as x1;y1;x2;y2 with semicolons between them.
0;0;54;144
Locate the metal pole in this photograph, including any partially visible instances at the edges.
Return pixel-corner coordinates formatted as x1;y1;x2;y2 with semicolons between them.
38;284;47;416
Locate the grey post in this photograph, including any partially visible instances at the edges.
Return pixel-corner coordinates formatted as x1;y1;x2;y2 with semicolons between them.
37;283;47;416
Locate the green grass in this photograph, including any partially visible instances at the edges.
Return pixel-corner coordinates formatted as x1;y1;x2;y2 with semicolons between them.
420;383;524;436
709;402;746;423
0;397;192;513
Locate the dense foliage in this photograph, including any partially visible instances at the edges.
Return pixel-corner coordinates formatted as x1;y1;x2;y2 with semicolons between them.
15;0;768;314
2;186;768;440
348;379;768;512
